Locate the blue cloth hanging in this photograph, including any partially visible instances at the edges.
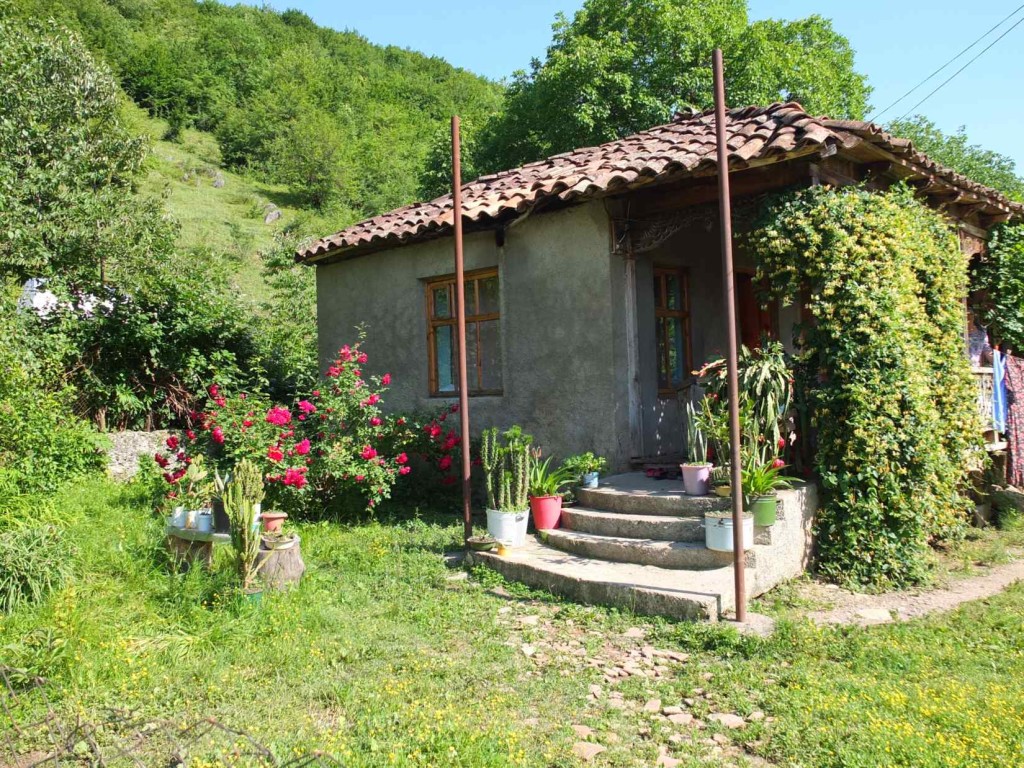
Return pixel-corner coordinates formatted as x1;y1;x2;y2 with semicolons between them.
994;348;1008;434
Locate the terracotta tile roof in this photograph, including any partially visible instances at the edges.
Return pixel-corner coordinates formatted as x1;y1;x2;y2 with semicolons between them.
297;102;1023;262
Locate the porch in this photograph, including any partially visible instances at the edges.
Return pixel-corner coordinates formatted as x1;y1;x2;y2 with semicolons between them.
471;472;817;621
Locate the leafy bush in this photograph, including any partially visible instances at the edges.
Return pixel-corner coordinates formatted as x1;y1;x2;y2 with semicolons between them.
975;222;1024;352
749;185;979;587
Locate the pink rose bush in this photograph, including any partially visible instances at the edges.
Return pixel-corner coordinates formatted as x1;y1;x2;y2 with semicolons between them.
154;338;418;514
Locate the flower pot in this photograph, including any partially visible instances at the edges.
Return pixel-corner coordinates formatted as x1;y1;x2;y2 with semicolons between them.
581;472;599;489
243;587;263;606
212;499;230;534
467;535;498;552
486;508;529;548
704;512;754;552
196;509;213;533
750;494;778;526
260;510;287;533
530;495;563;530
184;508;199;530
170;506;187;528
713;484;731;498
680;463;712;496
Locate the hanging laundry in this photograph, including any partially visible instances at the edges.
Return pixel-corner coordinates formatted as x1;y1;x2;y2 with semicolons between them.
993;348;1008;435
1004;354;1024;488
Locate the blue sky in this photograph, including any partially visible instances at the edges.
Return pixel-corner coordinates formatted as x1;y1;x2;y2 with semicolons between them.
267;1;1024;169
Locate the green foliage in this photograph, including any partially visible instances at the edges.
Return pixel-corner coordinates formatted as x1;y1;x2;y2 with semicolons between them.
480;426;532;512
560;452;608;479
975;222;1024;351
527;456;576;498
684;400;709;465
0;524;74;614
749;185;979;587
888;116;1024;202
223;459;262;589
418;118;483;202
478;0;871;170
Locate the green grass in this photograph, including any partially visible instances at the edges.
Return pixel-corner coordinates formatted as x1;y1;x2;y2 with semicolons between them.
4;478;1024;767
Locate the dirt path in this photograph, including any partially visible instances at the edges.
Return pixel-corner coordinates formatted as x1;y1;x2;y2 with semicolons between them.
804;558;1024;626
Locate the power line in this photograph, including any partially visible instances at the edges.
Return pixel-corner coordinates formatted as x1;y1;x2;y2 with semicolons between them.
893;12;1024;123
868;3;1024;123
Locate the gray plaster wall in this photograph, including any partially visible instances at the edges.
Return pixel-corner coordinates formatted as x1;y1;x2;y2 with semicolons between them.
316;201;634;467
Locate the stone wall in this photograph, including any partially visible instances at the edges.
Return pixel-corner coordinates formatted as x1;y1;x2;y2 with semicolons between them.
106;430;168;481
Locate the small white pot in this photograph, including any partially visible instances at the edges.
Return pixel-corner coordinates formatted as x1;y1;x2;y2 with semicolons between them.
581;472;599;489
704;513;754;552
196;510;213;533
170;506;187;528
486;508;529;548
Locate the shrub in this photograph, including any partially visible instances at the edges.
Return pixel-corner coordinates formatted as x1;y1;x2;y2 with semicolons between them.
975;222;1024;351
749;185;978;587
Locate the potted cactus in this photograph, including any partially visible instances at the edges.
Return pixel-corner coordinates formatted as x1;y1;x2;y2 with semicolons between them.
680;400;712;496
481;426;533;548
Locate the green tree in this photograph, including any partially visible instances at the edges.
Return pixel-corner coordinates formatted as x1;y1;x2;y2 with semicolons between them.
888;116;1024;202
271;111;351;211
417;119;482;202
478;0;871;171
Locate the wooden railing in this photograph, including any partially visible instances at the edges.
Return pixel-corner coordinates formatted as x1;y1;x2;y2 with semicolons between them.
972;366;1006;450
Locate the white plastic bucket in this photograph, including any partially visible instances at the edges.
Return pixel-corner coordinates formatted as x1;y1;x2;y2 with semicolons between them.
581;472;599;489
486;509;529;547
197;510;213;533
704;513;754;552
170;506;187;528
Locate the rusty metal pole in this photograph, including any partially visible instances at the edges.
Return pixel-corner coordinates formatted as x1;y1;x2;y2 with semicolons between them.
451;116;473;542
712;49;746;622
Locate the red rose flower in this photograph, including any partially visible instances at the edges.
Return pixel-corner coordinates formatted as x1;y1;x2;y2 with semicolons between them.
166;435;179;451
438;455;453;471
297;400;316;414
396;453;408;465
295;439;311;456
381;373;391;385
399;466;411;475
370;416;382;427
772;458;785;469
361;445;378;460
358;353;368;364
267;446;284;462
266;406;292;426
212;427;225;444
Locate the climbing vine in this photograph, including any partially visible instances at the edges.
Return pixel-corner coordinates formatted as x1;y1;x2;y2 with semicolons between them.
748;185;980;588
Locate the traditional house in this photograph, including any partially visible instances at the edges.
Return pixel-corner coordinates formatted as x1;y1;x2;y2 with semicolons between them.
298;103;1019;466
297;103;1022;619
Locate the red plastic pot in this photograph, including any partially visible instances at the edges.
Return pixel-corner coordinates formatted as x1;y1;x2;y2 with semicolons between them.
530;495;563;530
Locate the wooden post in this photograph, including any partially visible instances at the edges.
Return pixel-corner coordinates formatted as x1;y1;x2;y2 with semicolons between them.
452;116;473;542
712;49;747;623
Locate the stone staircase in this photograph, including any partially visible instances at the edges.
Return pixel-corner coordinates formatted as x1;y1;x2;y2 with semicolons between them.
472;472;817;621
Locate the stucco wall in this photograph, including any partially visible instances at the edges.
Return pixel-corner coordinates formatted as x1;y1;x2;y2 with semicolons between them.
316;200;634;468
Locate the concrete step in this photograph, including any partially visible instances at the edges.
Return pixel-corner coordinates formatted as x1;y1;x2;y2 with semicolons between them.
539;528;756;570
471;537;742;620
578;473;730;517
561;506;704;542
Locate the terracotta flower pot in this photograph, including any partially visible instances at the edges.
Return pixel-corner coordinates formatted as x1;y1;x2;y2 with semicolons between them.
530;495;563;530
260;511;288;533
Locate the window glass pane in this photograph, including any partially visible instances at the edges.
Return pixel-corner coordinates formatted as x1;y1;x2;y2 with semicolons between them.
479;319;502;391
478;275;499;315
656;318;669;390
434;325;456;392
653;274;664;310
432;285;451;320
465;322;479;392
668;317;685;385
666;274;682;311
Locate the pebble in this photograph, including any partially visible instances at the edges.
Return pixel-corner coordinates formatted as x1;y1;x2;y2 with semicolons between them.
708;713;746;729
572;742;606;761
662;705;683;715
643;698;662;713
571;724;594;738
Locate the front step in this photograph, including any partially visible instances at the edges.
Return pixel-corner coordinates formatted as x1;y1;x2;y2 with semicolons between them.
539;528;756;570
472;537;741;620
562;506;704;542
578;473;730;516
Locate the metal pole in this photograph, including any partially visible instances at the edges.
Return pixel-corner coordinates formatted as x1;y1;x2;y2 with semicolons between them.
712;49;747;622
451;116;473;542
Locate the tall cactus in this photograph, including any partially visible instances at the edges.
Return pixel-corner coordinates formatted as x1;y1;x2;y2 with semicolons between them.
482;425;533;512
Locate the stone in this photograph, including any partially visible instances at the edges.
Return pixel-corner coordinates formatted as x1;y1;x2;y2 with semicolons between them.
855;608;893;624
521;644;536;657
748;710;765;722
445;571;468;581
656;753;681;767
668;733;686;744
683;698;696;707
589;684;603;698
571;724;594;738
643;698;662;713
708;713;746;729
263;205;281;224
623;627;646;638
522;717;539;727
518;614;540;625
712;733;730;745
662;705;683;715
572;742;606;761
212;171;225;188
667;713;694;726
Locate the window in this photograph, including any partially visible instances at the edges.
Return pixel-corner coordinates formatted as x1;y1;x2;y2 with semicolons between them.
654;267;691;396
426;268;502;396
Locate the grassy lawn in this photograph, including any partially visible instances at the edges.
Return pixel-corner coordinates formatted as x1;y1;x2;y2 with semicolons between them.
4;479;1024;767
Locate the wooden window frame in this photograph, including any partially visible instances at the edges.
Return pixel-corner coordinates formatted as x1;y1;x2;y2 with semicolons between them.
425;267;502;397
735;268;780;349
654;266;692;398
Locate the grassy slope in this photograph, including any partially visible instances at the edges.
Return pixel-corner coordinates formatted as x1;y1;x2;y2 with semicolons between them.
128;106;344;304
4;479;1024;767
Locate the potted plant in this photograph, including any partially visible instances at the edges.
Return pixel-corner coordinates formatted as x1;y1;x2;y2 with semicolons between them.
223;459;265;601
466;534;498;552
481;426;532;548
528;454;576;530
741;458;794;526
561;452;608;492
175;456;212;530
704;509;754;552
710;465;732;497
680;401;712;496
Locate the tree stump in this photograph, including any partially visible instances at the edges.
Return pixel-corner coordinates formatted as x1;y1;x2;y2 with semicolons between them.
256;534;305;590
166;535;213;572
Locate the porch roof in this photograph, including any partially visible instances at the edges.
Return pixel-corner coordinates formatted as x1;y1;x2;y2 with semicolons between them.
296;102;1024;264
